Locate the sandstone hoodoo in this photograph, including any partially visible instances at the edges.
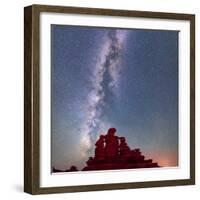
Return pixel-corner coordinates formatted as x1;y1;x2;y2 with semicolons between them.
53;128;159;172
82;128;159;171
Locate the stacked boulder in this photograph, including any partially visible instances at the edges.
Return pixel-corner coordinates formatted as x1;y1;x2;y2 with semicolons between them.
82;128;159;171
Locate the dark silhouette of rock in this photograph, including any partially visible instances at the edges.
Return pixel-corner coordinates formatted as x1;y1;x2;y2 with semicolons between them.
52;165;78;173
82;128;159;171
52;167;64;173
65;165;78;172
53;128;159;173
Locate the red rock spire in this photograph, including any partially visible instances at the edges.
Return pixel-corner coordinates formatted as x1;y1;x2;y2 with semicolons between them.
82;128;159;171
53;128;159;173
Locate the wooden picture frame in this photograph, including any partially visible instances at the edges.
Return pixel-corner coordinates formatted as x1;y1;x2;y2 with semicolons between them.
24;4;195;194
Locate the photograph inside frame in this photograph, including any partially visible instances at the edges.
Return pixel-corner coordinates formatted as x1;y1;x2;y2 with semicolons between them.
51;24;179;173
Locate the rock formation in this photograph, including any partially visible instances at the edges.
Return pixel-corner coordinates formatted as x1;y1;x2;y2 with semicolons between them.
82;128;159;171
53;128;159;172
52;165;78;173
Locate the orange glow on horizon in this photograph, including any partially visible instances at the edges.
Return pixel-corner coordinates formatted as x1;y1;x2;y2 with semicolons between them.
144;151;178;167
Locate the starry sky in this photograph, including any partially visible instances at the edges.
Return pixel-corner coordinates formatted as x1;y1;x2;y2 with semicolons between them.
51;24;178;170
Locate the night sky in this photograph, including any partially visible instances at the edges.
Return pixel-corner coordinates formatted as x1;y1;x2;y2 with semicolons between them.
51;25;178;170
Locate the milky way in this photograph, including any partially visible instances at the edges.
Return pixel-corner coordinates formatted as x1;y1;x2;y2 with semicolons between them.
51;25;178;169
80;30;129;159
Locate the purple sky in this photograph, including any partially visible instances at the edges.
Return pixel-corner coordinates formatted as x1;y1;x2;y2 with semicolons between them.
51;25;178;170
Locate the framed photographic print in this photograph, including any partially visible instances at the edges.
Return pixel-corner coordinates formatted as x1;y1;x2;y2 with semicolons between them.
24;4;195;194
